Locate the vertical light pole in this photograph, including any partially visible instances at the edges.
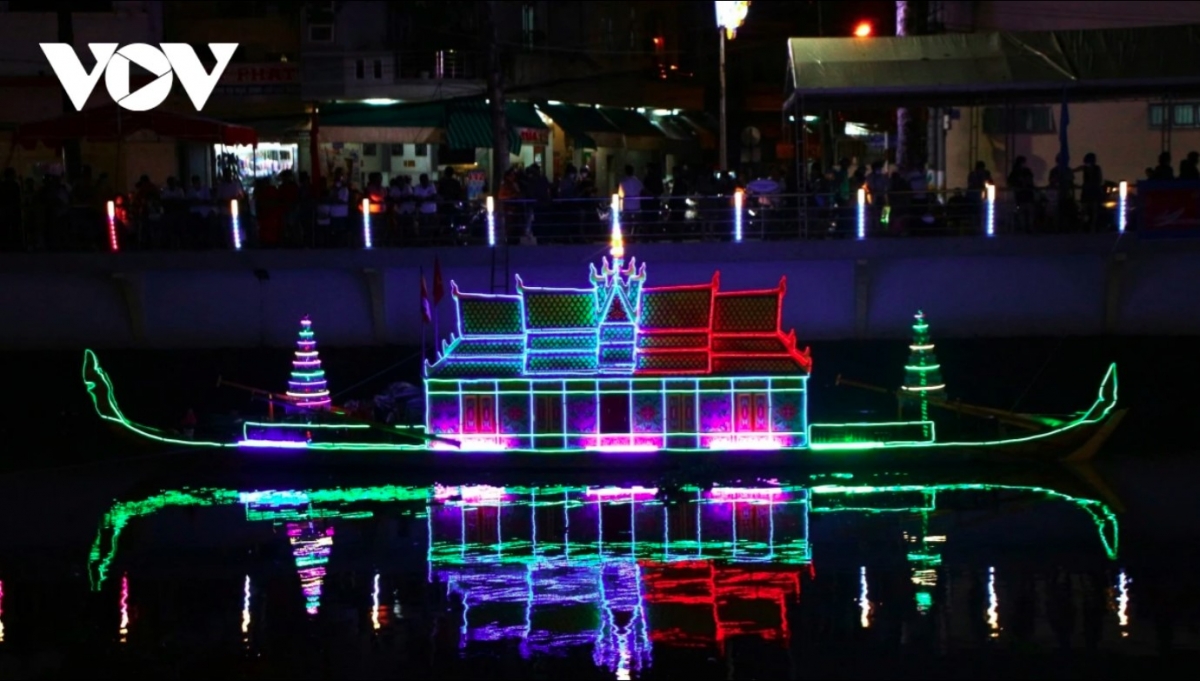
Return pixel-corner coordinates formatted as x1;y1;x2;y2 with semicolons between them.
715;2;750;172
1118;181;1128;234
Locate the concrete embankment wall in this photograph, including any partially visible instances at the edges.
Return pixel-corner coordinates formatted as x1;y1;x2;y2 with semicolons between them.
2;234;1198;350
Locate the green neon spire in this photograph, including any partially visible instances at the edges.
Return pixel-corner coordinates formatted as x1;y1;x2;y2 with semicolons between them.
902;310;945;434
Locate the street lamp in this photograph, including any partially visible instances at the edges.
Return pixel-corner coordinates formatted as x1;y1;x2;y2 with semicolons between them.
715;1;750;172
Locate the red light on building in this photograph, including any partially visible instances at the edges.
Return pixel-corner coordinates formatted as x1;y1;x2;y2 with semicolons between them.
853;22;873;38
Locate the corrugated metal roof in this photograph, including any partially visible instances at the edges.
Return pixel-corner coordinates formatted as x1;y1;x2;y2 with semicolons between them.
787;24;1200;109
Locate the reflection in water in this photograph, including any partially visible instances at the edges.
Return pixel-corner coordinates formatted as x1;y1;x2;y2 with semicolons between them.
0;579;5;644
1117;570;1131;637
372;572;381;631
859;566;871;628
119;573;129;643
289;522;334;615
241;575;251;645
71;477;1128;671
988;567;1000;638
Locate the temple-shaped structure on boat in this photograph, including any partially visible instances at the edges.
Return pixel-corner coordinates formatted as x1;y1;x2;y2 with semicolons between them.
424;226;812;452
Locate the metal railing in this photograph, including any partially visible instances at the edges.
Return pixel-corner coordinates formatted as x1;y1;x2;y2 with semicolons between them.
0;183;1136;254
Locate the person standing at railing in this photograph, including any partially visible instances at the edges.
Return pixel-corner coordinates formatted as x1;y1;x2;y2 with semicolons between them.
413;173;439;236
277;171;300;247
1180;151;1200;181
866;161;889;236
387;177;410;244
256;177;284;248
1007;157;1035;234
160;176;187;249
437;167;464;244
618;165;643;234
555;164;578;241
328;171;351;247
1077;153;1104;233
498;168;522;245
966;161;991;233
642;163;665;229
1151;152;1174;181
668;163;692;237
0;168;20;251
187;175;213;249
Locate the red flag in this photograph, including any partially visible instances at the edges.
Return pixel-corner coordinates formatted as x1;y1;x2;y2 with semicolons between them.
420;273;432;324
432;256;445;306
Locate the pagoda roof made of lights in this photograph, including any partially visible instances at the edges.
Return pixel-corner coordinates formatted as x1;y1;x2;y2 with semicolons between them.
425;255;813;380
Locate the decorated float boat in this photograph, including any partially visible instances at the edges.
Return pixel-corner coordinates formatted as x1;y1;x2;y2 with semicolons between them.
81;225;1124;462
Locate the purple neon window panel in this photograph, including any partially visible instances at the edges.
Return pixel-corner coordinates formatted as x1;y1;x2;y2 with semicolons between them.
632;392;662;434
699;392;732;433
566;393;598;434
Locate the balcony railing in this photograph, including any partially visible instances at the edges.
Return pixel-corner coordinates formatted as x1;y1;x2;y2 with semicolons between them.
8;184;1137;254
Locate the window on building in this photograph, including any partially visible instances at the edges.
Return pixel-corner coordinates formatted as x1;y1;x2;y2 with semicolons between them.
522;3;537;49
309;24;334;42
414;144;428;157
390;144;405;156
373;59;383;79
363;143;377;157
981;107;1054;135
1148;103;1200;129
355;59;365;79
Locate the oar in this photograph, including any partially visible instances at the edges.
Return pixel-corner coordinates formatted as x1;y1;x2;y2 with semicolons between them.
835;374;1049;432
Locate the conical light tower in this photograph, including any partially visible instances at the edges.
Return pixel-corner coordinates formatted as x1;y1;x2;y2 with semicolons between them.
287;316;332;409
901;311;944;434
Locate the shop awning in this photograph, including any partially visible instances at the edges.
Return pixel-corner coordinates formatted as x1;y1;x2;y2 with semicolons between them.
786;24;1200;110
445;100;548;152
10;104;258;149
315;101;445;144
537;102;622;149
598;107;665;152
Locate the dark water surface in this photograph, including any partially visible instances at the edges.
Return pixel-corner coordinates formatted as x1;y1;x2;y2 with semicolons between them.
1;338;1199;679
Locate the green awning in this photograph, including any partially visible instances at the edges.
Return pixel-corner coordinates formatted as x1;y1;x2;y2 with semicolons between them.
538;103;620;148
318;101;446;128
597;107;663;138
446;100;548;151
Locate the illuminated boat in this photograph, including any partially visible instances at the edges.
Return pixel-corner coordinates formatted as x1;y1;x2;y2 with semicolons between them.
80;225;1124;462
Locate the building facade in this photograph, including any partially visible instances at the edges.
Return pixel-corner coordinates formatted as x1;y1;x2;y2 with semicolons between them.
941;1;1200;188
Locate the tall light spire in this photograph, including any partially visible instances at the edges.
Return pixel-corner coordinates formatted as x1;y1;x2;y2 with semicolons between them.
610;194;625;262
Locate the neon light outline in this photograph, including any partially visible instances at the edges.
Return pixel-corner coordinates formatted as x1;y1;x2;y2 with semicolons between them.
856;187;866;240
83;347;1117;454
734;189;744;242
230;199;242;250
486;195;496;247
106;200;118;252
361;198;373;249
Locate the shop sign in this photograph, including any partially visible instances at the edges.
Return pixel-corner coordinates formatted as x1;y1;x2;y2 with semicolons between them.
519;128;549;145
214;63;301;96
